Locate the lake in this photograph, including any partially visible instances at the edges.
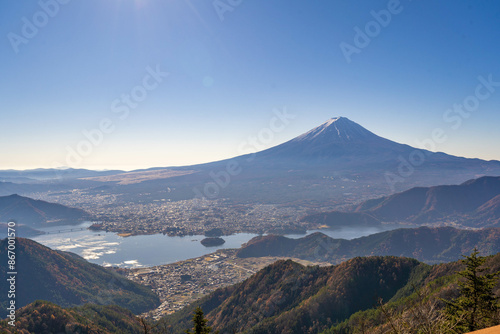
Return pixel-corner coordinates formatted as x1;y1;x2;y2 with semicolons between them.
31;222;395;268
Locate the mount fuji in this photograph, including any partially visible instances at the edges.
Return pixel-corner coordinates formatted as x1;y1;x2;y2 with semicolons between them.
4;117;500;206
255;117;414;163
83;117;500;206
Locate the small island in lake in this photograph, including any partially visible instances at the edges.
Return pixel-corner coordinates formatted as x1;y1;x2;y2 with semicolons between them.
200;237;226;247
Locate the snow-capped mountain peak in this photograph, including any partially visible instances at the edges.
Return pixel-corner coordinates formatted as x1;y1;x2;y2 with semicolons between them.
291;117;379;144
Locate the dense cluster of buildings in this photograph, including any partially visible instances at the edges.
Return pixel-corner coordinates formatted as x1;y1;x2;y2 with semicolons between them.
31;190;316;236
128;251;257;318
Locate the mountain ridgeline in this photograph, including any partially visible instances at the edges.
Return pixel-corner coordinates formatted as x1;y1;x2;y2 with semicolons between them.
236;226;500;264
0;168;126;182
0;301;144;334
166;257;423;333
299;175;500;228
0;194;90;227
353;175;500;226
166;252;500;334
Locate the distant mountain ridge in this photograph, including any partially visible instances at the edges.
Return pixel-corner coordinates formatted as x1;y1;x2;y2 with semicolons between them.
297;175;500;228
353;176;500;226
0;194;90;227
236;226;500;264
0;168;125;181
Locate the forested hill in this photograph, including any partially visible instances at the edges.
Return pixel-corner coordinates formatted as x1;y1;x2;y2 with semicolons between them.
166;256;423;333
0;238;159;318
0;301;143;334
236;226;500;264
166;252;500;333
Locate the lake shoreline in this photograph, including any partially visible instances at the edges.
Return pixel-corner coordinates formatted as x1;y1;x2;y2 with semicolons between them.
29;221;405;269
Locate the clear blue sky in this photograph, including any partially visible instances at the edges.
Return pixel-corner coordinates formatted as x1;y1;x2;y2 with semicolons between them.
1;0;499;170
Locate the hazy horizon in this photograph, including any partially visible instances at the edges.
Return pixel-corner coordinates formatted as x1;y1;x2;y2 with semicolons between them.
3;115;500;172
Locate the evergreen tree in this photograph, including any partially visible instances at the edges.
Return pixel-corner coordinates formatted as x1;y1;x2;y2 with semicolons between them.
445;248;500;332
185;306;218;334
